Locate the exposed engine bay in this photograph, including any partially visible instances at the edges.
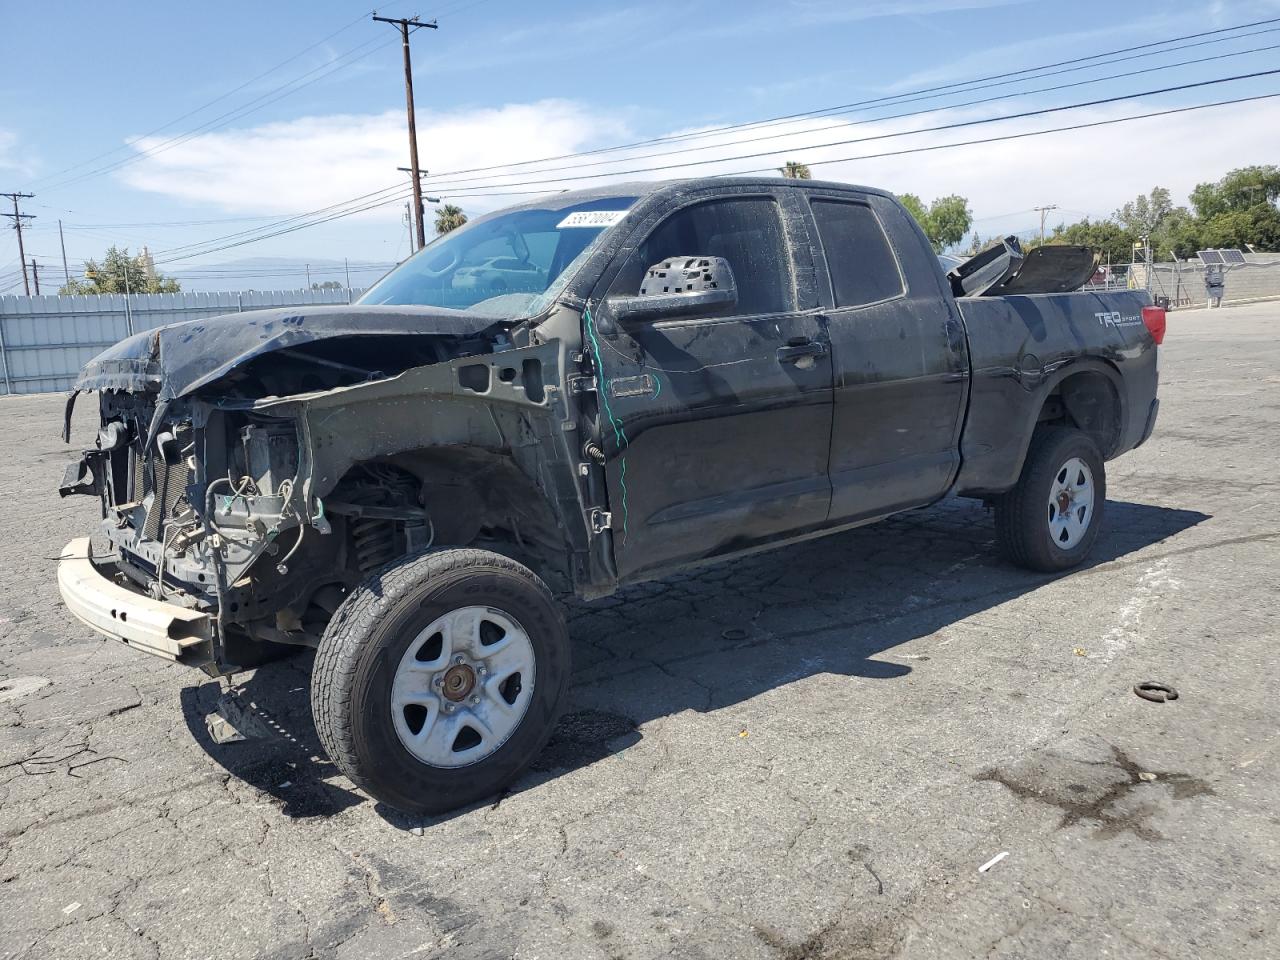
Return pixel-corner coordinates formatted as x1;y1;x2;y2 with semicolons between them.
60;302;592;675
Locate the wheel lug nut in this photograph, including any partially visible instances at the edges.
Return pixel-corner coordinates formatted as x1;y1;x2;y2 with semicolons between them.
453;655;465;665
476;666;486;676
470;696;480;705
432;675;443;686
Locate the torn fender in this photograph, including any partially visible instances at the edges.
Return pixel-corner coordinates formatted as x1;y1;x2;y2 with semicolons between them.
253;341;607;589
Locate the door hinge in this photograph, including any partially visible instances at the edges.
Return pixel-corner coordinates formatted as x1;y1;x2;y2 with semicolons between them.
568;376;598;395
588;508;613;534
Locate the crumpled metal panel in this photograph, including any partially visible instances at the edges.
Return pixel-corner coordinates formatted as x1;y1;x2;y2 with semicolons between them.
992;245;1099;296
72;304;501;399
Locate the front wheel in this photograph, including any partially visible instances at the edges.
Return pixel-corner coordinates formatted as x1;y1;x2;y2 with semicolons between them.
995;428;1106;572
311;548;570;814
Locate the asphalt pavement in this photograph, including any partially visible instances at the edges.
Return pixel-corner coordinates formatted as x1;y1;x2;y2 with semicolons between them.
1;301;1277;959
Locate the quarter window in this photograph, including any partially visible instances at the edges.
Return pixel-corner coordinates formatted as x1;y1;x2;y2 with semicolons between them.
614;197;795;315
811;199;904;308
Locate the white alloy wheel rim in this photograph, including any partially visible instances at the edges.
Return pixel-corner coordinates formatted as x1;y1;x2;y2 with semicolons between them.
1047;456;1094;550
390;605;536;768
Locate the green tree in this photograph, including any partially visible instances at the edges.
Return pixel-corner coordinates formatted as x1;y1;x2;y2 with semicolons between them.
1151;207;1202;261
927;195;973;251
1113;187;1173;239
779;160;813;179
898;193;929;226
434;204;468;235
1200;203;1280;251
1047;218;1136;264
311;280;342;290
60;246;180;295
1190;165;1280;219
897;193;973;251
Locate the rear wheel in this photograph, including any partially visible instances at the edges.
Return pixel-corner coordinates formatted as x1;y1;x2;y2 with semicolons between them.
311;548;569;814
995;428;1106;572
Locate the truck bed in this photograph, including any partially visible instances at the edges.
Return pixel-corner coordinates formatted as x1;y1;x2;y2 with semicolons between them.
953;289;1159;495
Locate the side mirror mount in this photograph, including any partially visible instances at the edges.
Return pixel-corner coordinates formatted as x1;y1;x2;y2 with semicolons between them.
606;256;738;322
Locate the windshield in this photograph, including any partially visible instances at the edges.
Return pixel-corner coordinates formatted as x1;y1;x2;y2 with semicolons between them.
359;196;638;318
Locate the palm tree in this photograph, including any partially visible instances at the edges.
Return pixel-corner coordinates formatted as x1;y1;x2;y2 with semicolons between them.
779;161;813;180
434;204;468;235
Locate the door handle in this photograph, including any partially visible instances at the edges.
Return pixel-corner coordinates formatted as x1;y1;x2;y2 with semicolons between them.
776;340;829;363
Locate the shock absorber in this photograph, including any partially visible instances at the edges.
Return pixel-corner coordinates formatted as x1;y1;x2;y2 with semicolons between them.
350;516;399;573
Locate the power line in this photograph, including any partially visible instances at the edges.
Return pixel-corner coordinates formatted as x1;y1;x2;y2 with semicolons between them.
38;36;397;193
412;37;1280;190
396;67;1280;196
152;90;1280;266
149;25;1280;263
148;174;427;258
138;19;1280;264
62;215;289;229
151;50;1280;265
127;20;1280;259
396;16;1280;185
27;7;387;188
34;0;490;195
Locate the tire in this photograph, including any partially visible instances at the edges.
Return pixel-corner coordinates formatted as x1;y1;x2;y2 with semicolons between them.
994;427;1106;572
311;548;569;815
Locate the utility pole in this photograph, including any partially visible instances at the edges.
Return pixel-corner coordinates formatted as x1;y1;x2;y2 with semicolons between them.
1033;204;1058;246
58;219;71;287
305;263;311;290
30;259;40;295
2;192;35;295
374;13;437;252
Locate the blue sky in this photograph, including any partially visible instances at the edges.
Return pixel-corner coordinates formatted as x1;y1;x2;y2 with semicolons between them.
3;0;1280;289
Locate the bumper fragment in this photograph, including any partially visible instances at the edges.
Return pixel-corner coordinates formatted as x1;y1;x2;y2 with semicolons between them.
57;537;211;662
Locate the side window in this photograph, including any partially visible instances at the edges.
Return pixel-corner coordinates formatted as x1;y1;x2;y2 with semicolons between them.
811;199;904;308
612;197;795;315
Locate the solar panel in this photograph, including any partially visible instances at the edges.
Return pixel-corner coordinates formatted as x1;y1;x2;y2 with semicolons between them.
1198;249;1246;265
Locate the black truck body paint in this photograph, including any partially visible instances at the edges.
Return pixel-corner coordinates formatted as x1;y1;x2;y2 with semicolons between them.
57;177;1159;674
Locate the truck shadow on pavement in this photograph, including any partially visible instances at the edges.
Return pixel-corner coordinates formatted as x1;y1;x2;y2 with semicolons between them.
180;497;1208;824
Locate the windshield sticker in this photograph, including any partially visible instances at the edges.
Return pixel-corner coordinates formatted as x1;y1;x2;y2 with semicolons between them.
557;210;629;229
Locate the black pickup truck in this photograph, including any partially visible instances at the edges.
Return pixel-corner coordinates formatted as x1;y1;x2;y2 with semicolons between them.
57;177;1163;814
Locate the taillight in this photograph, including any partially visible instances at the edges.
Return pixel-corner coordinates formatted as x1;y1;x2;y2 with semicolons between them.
1141;305;1166;345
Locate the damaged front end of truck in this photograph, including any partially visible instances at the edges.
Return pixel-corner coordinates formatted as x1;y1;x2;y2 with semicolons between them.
57;302;597;675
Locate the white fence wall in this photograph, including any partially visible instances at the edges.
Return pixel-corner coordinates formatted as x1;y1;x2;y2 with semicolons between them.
0;288;365;395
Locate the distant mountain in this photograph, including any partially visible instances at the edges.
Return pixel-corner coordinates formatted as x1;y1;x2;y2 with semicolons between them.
165;256;399;294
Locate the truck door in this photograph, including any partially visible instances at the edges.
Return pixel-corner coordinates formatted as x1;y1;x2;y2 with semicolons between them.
803;191;968;523
588;193;833;581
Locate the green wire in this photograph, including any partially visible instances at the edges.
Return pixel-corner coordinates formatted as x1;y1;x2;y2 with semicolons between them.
583;304;630;541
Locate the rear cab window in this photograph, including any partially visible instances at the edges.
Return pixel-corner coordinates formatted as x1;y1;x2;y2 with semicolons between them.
809;198;905;309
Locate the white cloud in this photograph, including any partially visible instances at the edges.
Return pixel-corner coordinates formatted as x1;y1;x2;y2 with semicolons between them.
117;94;1280;254
0;129;36;178
117;100;632;217
422;96;1280;232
